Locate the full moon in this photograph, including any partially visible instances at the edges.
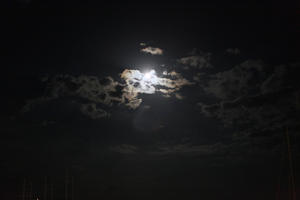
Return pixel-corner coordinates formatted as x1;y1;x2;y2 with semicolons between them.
144;72;152;79
143;69;156;81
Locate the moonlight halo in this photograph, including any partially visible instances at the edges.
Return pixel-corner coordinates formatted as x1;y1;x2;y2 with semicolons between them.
143;69;156;81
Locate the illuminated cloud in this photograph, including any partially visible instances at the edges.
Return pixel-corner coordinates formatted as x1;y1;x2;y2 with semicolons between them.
22;68;193;115
120;69;193;107
175;93;184;100
126;98;143;110
140;46;163;55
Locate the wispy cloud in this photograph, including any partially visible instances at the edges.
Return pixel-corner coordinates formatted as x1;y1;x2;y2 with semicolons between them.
177;52;212;69
110;144;139;154
80;103;110;119
225;48;241;55
140;46;163;55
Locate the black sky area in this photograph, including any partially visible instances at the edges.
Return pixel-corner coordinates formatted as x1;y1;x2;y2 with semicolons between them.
1;1;300;200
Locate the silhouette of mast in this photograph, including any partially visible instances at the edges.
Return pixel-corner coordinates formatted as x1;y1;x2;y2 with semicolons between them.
44;176;48;200
276;127;297;200
71;176;74;200
65;169;69;200
29;181;32;200
50;183;54;200
22;178;26;200
286;128;296;200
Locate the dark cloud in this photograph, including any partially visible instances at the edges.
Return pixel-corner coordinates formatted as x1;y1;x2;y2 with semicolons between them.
197;61;300;153
148;143;222;157
225;48;241;55
108;140;282;167
110;144;139;154
80;103;110;119
198;89;299;132
21;74;124;118
177;52;213;70
202;60;266;100
260;65;287;94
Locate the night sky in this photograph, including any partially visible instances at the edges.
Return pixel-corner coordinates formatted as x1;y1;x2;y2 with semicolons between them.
1;1;300;200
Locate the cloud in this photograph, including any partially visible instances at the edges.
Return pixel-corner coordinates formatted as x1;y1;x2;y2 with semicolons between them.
44;75;124;105
110;144;139;154
80;103;110;119
177;52;212;69
140;46;163;55
22;68;193;118
21;75;124;118
21;96;55;113
108;141;280;166
260;65;287;94
41;120;56;126
202;60;266;100
148;142;278;161
225;48;241;55
175;93;184;100
125;98;143;110
198;97;299;150
109;143;223;157
149;143;221;156
143;105;151;109
197;62;300;140
192;72;206;82
120;69;193;106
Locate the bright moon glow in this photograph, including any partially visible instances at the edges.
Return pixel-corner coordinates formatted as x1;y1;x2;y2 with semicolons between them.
143;69;156;81
120;68;192;109
144;72;152;79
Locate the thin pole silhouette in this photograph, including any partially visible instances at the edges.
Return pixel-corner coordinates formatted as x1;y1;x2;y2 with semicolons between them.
50;183;54;200
286;128;296;200
71;176;74;200
276;148;284;200
29;181;32;200
44;176;48;200
22;178;26;200
65;169;69;200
